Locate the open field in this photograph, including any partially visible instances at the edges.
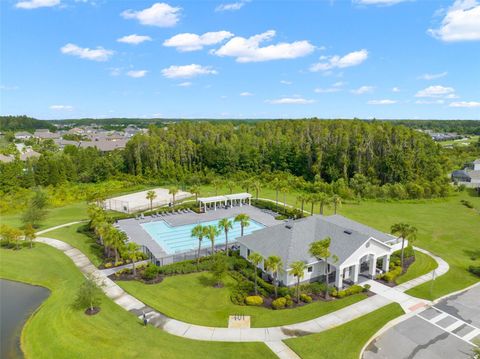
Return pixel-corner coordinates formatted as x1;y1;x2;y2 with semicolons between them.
0;245;275;359
438;135;480;147
118;272;367;328
284;303;405;359
1;202;88;230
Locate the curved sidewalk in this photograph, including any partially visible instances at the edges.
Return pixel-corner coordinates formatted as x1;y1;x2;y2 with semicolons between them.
35;234;449;343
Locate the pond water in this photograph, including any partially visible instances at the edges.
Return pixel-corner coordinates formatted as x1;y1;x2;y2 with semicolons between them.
0;279;49;359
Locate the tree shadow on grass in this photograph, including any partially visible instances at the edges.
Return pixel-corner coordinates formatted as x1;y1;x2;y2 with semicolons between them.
464;249;480;261
197;274;217;287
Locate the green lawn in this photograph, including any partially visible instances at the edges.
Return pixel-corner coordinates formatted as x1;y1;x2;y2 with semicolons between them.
396;251;438;285
340;192;480;300
42;223;103;267
284;303;405;359
1;202;88;230
0;245;275;359
118;272;367;328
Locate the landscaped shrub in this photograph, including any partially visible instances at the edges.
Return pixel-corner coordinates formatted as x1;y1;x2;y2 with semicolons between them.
104;262;112;268
230;290;246;305
363;284;371;292
468;265;480;277
391;245;415;261
300;293;312;303
382;266;402;283
271;297;287;310
142;263;159;280
284;294;294;307
114;261;124;267
245;296;264;306
299;282;329;296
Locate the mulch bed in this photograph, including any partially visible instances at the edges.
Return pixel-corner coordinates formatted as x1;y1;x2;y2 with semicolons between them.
109;272;164;285
85;307;101;315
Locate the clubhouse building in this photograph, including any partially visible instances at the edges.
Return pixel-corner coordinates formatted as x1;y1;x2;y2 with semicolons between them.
237;215;405;289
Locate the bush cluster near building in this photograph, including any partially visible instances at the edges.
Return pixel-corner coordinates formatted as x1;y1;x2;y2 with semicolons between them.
377;245;416;283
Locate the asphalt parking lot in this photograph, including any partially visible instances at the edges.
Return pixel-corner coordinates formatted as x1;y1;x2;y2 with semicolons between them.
363;284;480;359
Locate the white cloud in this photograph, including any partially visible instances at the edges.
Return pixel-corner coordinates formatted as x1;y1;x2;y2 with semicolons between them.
333;81;345;87
351;85;374;95
419;71;448;80
161;64;217;79
280;80;292;85
50;105;73;111
266;97;315;104
449;101;480;107
367;99;397;105
240;92;253;96
392;87;401;92
310;49;368;72
415;85;456;98
314;86;341;93
16;0;60;9
177;82;192;87
415;99;445;104
428;0;480;42
164;31;233;52
354;0;410;5
61;43;113;61
117;34;152;45
212;30;314;63
121;3;181;27
215;0;248;12
126;70;147;78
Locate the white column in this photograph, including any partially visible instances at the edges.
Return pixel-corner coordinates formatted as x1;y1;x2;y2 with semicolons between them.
335;265;343;289
382;255;390;272
249;197;251;205
214;201;217;211
352;264;359;283
369;255;377;278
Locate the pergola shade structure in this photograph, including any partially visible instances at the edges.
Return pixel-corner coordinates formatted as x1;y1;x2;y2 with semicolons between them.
197;193;252;212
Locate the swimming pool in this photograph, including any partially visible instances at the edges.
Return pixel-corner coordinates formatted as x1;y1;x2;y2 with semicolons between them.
141;217;265;255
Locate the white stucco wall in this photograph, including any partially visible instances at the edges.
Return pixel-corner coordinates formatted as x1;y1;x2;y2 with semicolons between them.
342;238;392;269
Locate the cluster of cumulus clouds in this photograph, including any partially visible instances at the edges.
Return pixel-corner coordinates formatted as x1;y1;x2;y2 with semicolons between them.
14;0;480;109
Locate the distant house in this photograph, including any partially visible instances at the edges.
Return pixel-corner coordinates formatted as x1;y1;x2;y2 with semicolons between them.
33;129;61;140
0;154;14;163
14;131;33;140
451;159;480;188
237;215;404;289
19;148;40;161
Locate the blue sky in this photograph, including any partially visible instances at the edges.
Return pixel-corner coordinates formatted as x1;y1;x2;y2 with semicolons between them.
1;0;479;120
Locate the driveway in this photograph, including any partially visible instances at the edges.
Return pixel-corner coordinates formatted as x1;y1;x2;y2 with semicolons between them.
363;284;480;359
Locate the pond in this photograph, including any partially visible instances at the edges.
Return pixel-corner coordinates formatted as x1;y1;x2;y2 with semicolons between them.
0;279;49;359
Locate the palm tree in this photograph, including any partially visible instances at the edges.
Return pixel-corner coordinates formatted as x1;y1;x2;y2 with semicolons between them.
87;204;106;231
226;180;235;194
272;178;281;211
218;218;233;252
206;225;220;254
24;223;36;249
309;237;338;299
169;186;179;210
290;261;306;303
124;242;141;276
280;183;289;214
297;193;308;216
317;192;330;215
110;227;127;263
189;185;200;201
332;195;342;214
391;223;417;273
248;252;263;295
308;194;318;215
234;213;250;236
146;190;157;211
265;255;283;298
191;224;206;268
212;179;222;196
242;178;253;193
252;180;261;200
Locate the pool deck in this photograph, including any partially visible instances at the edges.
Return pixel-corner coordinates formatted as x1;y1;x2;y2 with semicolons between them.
116;205;282;260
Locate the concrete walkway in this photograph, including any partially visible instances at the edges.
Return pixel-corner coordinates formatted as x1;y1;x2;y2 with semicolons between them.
36;220;87;235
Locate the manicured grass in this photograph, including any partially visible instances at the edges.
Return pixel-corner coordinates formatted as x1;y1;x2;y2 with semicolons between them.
284;303;405;359
0;245;275;359
340;192;480;300
118;272;367;328
1;202;88;230
396;251;438;285
42;223;103;267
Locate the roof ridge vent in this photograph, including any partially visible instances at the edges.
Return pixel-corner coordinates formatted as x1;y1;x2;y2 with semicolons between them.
344;229;352;235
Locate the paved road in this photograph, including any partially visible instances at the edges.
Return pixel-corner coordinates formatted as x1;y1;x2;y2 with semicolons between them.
363;284;480;359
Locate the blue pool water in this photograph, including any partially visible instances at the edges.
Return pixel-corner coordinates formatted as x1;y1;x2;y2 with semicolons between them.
141;217;265;255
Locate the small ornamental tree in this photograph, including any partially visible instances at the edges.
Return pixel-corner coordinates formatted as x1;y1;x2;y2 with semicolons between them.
210;253;228;287
74;276;102;315
146;190;157;211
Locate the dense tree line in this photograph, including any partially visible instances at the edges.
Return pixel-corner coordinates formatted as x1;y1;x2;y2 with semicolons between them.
124;120;446;185
0;115;55;132
391;120;480;135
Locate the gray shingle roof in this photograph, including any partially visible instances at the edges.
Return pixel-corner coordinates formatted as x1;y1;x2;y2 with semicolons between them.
236;215;394;268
